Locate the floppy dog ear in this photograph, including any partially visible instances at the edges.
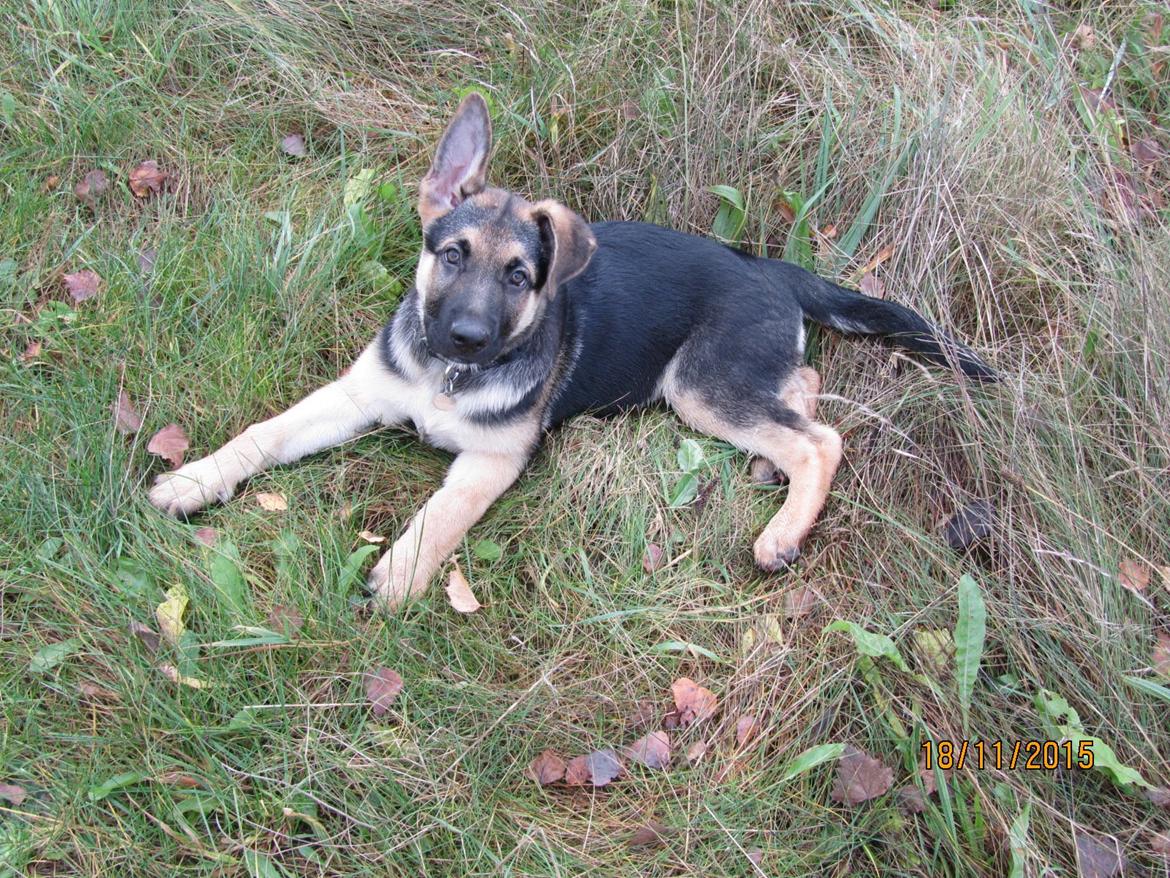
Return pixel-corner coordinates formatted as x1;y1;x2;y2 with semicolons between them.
533;201;597;298
418;93;492;224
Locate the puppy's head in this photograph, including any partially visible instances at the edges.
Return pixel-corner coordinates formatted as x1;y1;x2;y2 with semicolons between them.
415;93;596;366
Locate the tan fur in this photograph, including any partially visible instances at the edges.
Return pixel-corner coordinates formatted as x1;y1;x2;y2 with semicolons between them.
662;366;842;568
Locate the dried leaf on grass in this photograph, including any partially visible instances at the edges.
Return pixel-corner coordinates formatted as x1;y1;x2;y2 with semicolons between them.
1119;559;1151;593
642;543;664;573
830;746;893;805
74;169;109;206
280;133;308;157
256;492;288;512
364;667;403;717
446;566;482;613
1074;831;1126;878
624;731;670;769
564;748;623;787
668;677;717;728
526;750;566;785
0;784;26;806
129;160;168;197
735;715;761;747
112;390;143;434
147;424;189;468
628;822;671;849
63;269;101;303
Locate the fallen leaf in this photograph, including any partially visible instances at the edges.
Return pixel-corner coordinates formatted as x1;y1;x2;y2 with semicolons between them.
266;604;304;636
0;784;26;806
1132;138;1163;168
784;586;818;618
193;527;217;547
359;529;385;544
860;245;895;275
256;492;288;512
525;750;566;785
1153;634;1170;679
445;566;482;613
620;100;639;120
628;822;671;849
625;731;671;769
671;677;718;727
898;784;928;814
78;680;119;701
830;746;893;805
1146;787;1170;807
564;755;591;785
158;664;208;689
156;584;189;645
156;771;201;788
627;700;658;730
735;715;761;747
565;749;623;787
642;543;664;573
943;499;994;550
913;628;955;677
21;340;41;362
63;269;101;303
138;246;157;275
74;169;109;206
128;621;160;653
1071;23;1096;50
43;174;60;191
686;741;708;763
112;390;143;434
281;133;307;157
1080;86;1116;113
129;160;168;197
816;223;838;240
1074;831;1126;878
746;848;764;867
147;424;189;468
365;667;403;717
859;272;886;299
1152;831;1170;856
1119;559;1151;593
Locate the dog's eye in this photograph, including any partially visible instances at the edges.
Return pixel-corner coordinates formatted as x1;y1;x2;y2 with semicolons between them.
443;246;461;265
509;269;529;289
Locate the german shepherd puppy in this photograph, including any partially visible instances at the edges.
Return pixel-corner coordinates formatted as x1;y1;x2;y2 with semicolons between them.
149;94;994;608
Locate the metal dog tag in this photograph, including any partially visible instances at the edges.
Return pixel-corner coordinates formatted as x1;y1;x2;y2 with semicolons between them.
432;393;456;411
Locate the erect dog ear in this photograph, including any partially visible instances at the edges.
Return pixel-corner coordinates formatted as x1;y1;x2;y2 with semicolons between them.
533;201;597;298
418;93;492;225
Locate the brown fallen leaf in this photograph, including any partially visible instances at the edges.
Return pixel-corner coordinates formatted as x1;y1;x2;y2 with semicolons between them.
1152;831;1170;856
256;492;288;512
266;604;304;636
129;160;168;197
1119;559;1151;593
359;529;385;544
365;667;403;717
78;680;119;702
138;246;157;276
147;424;190;469
63;268;101;303
620;100;639;121
830;746;893;805
21;340;41;363
74;169;109;206
128;621;161;653
628;821;671;849
193;527;218;547
784;586;818;618
1080;86;1116;114
445;566;482;613
746;848;764;867
642;543;664;573
735;714;761;747
943;499;995;550
686;741;708;763
859;272;886;299
625;731;671;769
671;677;718;727
1146;787;1170;807
112;390;143;434
0;784;26;806
156;771;202;788
525;749;567;785
564;749;623;787
859;245;895;276
1153;634;1170;679
1074;831;1126;878
43;174;60;191
1070;23;1096;50
281;133;308;157
1132;138;1163;168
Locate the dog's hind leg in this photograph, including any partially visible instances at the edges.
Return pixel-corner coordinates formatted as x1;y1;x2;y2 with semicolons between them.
749;365;821;485
148;341;408;517
666;368;842;570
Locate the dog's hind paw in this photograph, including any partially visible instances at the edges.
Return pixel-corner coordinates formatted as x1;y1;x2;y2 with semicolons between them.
753;530;801;571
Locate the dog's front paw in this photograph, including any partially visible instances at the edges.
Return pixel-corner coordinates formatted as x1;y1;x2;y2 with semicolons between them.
148;457;236;517
753;528;802;571
366;550;431;612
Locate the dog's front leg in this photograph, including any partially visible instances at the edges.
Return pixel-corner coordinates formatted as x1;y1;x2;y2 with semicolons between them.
369;450;527;609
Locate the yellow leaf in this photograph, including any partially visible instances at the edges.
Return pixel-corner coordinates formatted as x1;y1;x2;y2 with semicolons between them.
256;492;288;512
156;585;188;645
445;566;482;613
158;664;209;689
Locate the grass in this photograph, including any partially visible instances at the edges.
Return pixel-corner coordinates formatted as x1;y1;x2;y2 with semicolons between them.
1;0;1168;874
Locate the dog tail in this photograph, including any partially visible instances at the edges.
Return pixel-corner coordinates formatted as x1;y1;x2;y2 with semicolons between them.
789;271;997;382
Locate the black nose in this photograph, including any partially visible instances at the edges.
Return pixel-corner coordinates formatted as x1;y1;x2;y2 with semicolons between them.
449;319;490;354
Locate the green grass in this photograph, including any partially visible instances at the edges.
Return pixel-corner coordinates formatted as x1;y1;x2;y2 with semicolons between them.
2;0;1168;875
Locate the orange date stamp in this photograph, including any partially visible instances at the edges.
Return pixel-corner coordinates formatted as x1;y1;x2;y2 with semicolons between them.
921;739;1094;771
